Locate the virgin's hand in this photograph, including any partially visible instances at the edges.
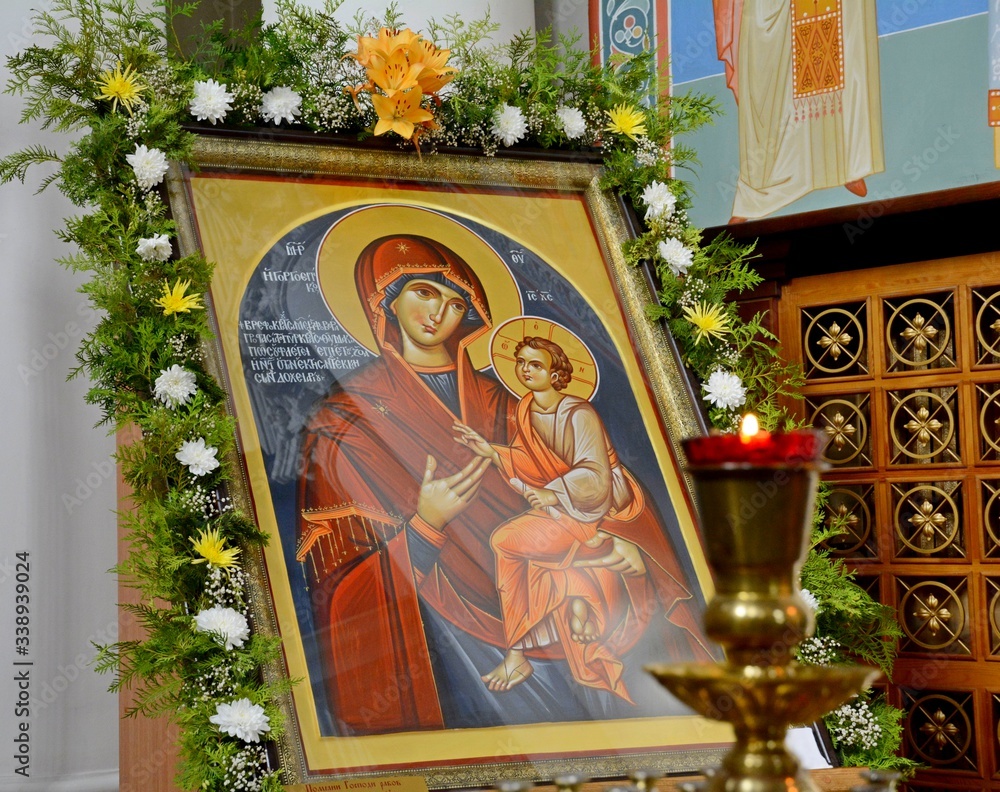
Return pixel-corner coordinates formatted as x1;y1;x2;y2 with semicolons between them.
574;534;646;576
417;454;491;530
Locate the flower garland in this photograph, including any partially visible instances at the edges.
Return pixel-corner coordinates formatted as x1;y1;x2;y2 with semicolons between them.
0;0;908;786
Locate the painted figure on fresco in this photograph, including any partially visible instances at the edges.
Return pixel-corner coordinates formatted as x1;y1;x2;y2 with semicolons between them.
714;0;885;221
455;334;683;704
297;234;711;735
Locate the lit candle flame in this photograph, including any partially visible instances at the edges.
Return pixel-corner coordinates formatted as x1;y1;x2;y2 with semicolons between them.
740;413;760;439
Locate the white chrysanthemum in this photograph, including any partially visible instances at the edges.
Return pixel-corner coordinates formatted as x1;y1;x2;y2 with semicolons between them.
491;104;527;146
641;180;676;221
555;105;586;139
190;78;233;125
657;236;694;277
153;364;197;409
703;369;746;410
260;85;301;125
126;144;169;191
176;437;220;477
136;233;172;262
209;698;271;743
194;605;250;650
799;588;821;614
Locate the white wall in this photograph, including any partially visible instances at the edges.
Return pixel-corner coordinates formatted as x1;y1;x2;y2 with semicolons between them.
0;2;120;791
263;0;536;44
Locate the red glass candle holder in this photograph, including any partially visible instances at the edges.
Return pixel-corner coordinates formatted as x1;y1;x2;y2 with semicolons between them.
682;428;825;468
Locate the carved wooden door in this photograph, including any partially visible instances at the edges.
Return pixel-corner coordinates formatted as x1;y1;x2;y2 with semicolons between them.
778;254;1000;789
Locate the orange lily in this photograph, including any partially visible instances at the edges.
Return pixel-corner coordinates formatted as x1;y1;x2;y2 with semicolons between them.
414;64;457;96
372;88;433;139
367;47;423;97
409;123;436;158
407;38;456;96
344;81;372;111
408;37;450;71
353;34;378;67
354;27;418;67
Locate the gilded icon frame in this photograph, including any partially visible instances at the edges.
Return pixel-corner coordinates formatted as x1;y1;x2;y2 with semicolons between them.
166;132;728;789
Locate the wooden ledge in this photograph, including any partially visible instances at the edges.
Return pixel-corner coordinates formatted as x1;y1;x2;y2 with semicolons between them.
534;768;867;792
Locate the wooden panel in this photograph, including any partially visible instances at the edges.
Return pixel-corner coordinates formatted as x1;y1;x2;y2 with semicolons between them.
118;423;180;792
779;253;1000;787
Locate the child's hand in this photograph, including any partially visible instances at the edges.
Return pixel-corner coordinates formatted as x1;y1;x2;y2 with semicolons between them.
526;487;558;510
453;421;495;461
584;530;611;549
574;534;646;576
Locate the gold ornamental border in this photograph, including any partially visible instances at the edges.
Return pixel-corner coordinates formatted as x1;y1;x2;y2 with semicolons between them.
189;135;601;191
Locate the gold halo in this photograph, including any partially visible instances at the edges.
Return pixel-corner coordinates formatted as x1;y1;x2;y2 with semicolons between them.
490;317;599;401
316;204;522;370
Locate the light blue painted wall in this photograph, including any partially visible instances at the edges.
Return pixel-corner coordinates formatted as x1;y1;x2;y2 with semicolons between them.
676;13;995;228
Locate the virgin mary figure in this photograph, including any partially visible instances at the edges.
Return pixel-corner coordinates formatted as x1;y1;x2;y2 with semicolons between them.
297;234;709;736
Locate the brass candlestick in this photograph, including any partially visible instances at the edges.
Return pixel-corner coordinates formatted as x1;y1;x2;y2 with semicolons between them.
648;445;879;792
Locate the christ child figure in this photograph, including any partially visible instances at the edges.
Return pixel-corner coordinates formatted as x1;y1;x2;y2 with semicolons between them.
455;335;646;701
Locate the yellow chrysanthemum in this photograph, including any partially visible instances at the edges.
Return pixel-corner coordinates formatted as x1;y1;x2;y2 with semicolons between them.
605;102;647;142
156;279;203;316
190;527;240;568
96;63;145;115
683;301;730;345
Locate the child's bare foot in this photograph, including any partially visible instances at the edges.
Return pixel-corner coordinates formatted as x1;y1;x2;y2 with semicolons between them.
482;650;534;692
569;598;599;644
